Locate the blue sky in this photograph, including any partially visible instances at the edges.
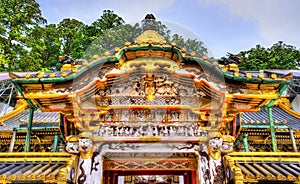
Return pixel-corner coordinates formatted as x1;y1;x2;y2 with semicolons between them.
36;0;300;58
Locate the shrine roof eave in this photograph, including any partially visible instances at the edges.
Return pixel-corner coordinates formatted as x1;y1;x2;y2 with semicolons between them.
224;152;300;183
240;103;300;130
0;152;76;183
10;45;290;86
223;72;290;85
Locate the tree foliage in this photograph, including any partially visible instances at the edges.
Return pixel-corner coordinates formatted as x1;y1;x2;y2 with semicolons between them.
38;24;62;70
82;23;142;59
58;18;84;55
72;10;126;59
92;10;125;34
0;2;209;72
238;41;300;70
9;1;299;72
83;18;208;59
170;34;207;56
1;1;299;72
0;0;46;71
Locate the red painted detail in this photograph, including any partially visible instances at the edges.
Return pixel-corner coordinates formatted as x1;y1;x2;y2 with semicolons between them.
232;116;236;136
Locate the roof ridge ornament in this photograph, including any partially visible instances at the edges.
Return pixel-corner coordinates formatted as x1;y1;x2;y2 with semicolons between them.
134;14;165;44
143;14;157;31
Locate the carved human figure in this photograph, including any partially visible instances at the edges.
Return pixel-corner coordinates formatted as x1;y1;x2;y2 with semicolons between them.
196;127;202;136
188;126;194;136
104;126;110;136
115;127;120;136
137;110;145;121
153;125;158;136
169;126;176;136
177;126;184;136
129;127;134;135
125;127;130;136
121;111;129;121
134;127;141;136
146;125;153;136
119;127;124;136
161;126;168;136
170;111;178;121
138;126;144;136
129;81;140;96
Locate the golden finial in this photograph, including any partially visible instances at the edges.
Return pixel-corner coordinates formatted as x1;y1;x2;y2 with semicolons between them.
271;74;277;79
135;41;142;45
201;55;208;60
212;61;219;66
125;42;131;47
25;73;30;79
62;72;67;78
83;61;89;66
92;55;99;61
50;73;55;78
246;73;252;78
258;73;264;79
104;51;110;57
159;40;165;45
37;73;44;79
170;42;176;47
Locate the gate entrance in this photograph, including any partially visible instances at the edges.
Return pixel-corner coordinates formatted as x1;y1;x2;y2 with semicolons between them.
102;152;198;184
103;170;196;184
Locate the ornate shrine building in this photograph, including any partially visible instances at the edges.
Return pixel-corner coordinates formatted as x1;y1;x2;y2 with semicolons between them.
1;15;300;184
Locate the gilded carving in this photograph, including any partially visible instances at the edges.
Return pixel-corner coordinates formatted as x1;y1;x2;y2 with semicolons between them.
65;135;79;154
103;155;197;171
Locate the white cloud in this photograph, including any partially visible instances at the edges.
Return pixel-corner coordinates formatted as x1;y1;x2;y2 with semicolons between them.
198;0;300;47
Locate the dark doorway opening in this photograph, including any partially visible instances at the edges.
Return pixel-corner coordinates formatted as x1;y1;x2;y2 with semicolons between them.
103;170;197;184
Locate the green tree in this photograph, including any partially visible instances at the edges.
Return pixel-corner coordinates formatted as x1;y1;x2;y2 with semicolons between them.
0;6;209;71
39;24;62;70
83;17;207;58
82;23;142;59
92;10;125;34
58;18;84;55
73;11;208;59
72;10;125;59
0;0;46;71
238;41;300;70
170;34;207;56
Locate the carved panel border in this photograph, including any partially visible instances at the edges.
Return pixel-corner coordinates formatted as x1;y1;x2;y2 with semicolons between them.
103;152;197;171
